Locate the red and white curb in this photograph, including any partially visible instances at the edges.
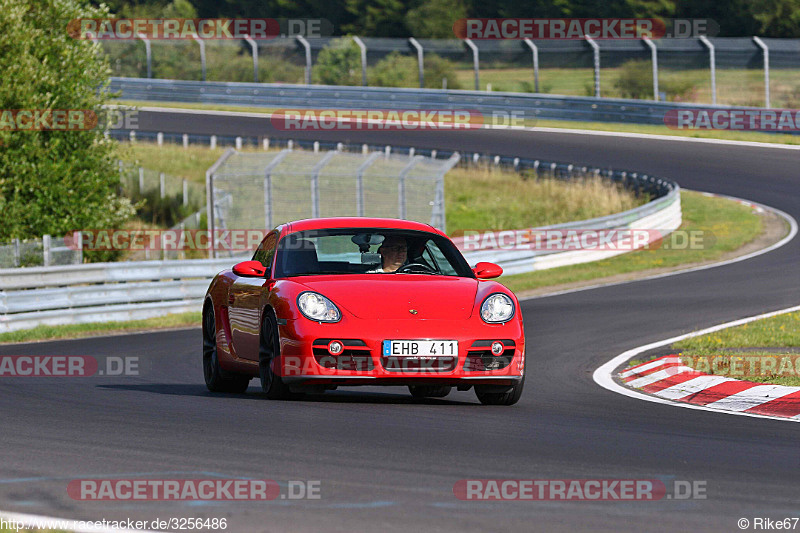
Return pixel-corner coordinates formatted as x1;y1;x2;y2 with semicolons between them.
594;305;800;423
620;355;800;419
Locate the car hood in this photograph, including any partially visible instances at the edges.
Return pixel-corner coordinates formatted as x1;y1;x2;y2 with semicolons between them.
295;275;478;320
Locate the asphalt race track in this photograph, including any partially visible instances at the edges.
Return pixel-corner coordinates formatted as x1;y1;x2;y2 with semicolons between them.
1;112;799;532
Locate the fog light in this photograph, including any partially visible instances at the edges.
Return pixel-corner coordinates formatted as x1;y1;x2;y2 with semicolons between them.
328;340;344;355
491;341;504;355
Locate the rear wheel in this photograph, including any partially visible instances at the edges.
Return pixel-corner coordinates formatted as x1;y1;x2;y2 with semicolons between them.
259;311;300;400
203;304;250;393
408;385;452;399
474;374;525;406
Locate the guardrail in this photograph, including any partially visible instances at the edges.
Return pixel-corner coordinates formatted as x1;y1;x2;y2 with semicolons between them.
0;136;680;333
111;76;747;126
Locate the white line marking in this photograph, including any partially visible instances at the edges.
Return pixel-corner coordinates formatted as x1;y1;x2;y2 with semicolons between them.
619;356;679;378
654;375;735;400
593;304;800;423
705;385;800;412
626;366;694;388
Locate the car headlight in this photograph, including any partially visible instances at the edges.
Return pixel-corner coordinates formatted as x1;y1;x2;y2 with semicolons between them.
480;293;515;323
297;292;341;323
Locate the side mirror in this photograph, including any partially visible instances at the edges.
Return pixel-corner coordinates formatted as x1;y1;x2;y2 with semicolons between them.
472;262;503;279
233;260;267;278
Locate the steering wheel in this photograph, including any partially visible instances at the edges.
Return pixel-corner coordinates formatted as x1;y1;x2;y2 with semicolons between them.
396;262;436;274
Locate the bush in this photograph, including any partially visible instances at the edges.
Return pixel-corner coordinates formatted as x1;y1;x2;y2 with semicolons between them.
613;60;654;100
370;52;462;90
313;38;362;86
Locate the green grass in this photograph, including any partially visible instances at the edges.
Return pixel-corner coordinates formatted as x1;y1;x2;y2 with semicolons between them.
115;99;800;147
0;312;201;344
669;310;800;386
499;190;765;293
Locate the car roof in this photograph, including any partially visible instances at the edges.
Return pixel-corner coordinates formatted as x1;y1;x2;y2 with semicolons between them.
284;217;445;236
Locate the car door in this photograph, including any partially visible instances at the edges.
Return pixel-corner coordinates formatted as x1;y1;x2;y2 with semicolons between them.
228;232;278;361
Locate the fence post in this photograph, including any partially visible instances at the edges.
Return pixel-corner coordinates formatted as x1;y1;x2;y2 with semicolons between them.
157;132;163;146
699;36;716;105
42;235;51;267
210;135;217;149
235;136;242;150
137;34;152;78
12;238;20;267
206;148;236;259
409;37;424;88
398;156;423;220
297;36;312;84
753;36;770;108
310;151;338;218
356;152;381;217
263;150;291;229
464;39;480;90
138;167;144;193
183;133;189;148
183;179;188;206
160;173;166;199
244;35;259;83
352;36;368;86
193;35;206;81
585;36;600;98
642;37;659;101
523;39;539;93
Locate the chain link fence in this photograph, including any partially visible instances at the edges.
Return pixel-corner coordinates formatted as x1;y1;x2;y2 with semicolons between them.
207;145;459;258
103;36;800;107
0;236;82;269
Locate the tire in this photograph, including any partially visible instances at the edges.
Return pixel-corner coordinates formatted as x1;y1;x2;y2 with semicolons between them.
259;310;300;400
408;385;452;399
474;374;525;406
203;304;251;393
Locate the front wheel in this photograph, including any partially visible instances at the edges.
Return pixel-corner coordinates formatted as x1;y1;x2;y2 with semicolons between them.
259;311;300;400
474;375;525;406
203;304;250;393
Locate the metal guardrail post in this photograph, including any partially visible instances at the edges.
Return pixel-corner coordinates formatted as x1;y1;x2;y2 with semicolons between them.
753;36;770;108
699;36;716;105
192;35;206;81
642;37;659;101
398;156;423;219
585;36;600;98
263;150;291;229
464;39;480;90
182;179;188;206
205;148;236;259
409;38;424;88
159;172;166;199
356;152;381;217
137;34;152;78
352;36;368;86
12;238;20;267
523;39;539;93
244;35;259;83
297;36;312;84
310;151;338;218
42;235;51;267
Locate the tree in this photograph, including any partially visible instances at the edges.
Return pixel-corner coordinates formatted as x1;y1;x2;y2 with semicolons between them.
313;38;362;85
0;0;134;242
405;0;468;39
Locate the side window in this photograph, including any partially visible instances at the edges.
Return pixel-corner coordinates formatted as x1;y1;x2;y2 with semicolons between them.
252;232;278;273
424;239;457;276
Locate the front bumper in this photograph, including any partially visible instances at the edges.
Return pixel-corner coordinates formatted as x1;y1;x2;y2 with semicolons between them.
276;316;525;386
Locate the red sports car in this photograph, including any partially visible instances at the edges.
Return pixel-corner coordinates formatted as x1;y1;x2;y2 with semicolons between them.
202;217;525;405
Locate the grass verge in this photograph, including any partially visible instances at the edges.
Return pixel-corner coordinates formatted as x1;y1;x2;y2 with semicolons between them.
671;310;800;386
0;312;201;344
500;190;765;293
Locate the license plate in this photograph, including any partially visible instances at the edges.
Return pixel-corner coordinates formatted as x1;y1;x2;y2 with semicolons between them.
382;340;458;358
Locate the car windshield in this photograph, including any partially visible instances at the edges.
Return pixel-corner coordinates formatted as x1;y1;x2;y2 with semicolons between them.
273;228;474;278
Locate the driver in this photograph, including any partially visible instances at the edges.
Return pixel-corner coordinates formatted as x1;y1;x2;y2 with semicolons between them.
370;235;407;273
